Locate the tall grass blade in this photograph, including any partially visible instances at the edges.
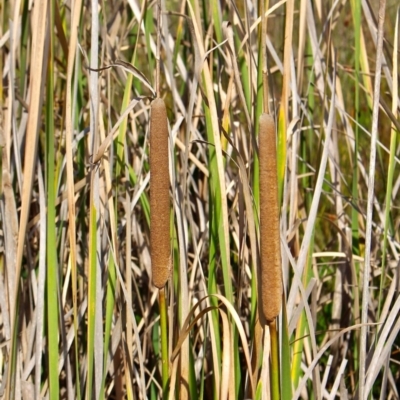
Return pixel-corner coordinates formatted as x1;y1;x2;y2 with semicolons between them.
358;2;386;397
377;7;399;319
277;0;294;206
86;205;97;399
36;163;47;399
280;297;292;400
101;254;116;400
65;0;83;396
350;0;362;260
45;1;60;395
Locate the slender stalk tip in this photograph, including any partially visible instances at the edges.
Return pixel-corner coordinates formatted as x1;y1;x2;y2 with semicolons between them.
150;98;171;289
259;113;282;324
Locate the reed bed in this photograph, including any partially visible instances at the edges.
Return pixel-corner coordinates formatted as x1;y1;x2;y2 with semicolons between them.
0;0;400;399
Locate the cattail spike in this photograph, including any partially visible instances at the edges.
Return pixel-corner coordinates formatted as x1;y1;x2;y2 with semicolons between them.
150;98;171;289
259;113;282;324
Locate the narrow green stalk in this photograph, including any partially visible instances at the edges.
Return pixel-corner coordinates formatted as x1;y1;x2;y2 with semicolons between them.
19;0;30;102
350;0;361;258
210;0;223;43
86;205;97;400
116;54;135;179
144;7;155;84
255;381;263;400
207;197;222;399
205;106;224;399
100;254;117;400
127;163;150;225
280;297;292;400
377;9;398;320
291;232;314;388
159;288;169;398
46;0;60;397
6;301;19;400
277;109;286;208
269;320;280;400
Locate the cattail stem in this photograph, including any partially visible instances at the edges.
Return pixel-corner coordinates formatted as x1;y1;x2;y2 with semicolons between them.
155;0;161;98
159;288;169;397
269;320;280;399
150;97;171;396
259;112;282;400
259;113;282;324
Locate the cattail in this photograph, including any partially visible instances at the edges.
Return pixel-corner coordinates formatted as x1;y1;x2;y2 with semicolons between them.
150;98;171;289
259;113;282;324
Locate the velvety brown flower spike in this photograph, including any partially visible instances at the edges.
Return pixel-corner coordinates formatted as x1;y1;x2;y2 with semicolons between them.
150;98;171;289
259;113;282;324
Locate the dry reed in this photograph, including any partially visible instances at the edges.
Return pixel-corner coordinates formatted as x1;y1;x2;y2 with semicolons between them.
259;113;282;324
150;97;171;289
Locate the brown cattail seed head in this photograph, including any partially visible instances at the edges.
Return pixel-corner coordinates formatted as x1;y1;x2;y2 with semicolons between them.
259;113;282;324
150;98;171;289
